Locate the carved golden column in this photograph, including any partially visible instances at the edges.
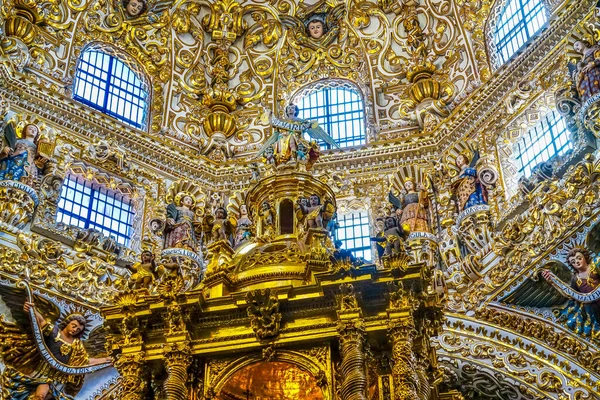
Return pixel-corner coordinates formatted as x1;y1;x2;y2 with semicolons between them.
114;352;146;400
163;341;192;400
387;286;420;400
158;301;192;400
337;320;368;400
387;318;418;400
336;283;368;400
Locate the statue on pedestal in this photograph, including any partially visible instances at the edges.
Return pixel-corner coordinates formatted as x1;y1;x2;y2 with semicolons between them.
389;177;431;233
451;151;487;213
573;39;600;103
228;192;253;247
163;180;205;253
165;193;200;251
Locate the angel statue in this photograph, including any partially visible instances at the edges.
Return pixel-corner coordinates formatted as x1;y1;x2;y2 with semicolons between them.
451;150;487;213
256;104;339;168
0;282;111;400
284;4;345;51
388;177;430;233
541;247;599;339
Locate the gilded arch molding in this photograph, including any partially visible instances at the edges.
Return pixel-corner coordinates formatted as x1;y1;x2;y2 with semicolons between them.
205;346;333;400
436;314;600;399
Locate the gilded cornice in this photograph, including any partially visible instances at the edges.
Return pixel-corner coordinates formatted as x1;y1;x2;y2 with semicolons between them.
0;0;592;190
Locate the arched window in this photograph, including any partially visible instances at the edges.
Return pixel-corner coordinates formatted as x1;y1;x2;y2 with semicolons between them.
335;210;371;261
56;174;135;246
73;49;149;129
295;82;366;149
493;0;548;64
514;109;571;177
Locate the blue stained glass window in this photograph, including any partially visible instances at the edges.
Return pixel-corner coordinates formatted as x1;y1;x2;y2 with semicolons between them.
514;110;571;178
494;0;548;64
296;86;366;149
56;175;135;246
335;211;371;261
73;49;148;129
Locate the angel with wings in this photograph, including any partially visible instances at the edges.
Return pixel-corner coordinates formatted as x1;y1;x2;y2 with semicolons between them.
503;247;599;341
0;282;111;400
256;104;339;169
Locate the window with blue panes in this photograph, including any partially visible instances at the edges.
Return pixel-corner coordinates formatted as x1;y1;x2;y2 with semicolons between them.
296;86;366;149
514;109;571;178
56;175;135;246
335;211;371;261
73;49;148;129
494;0;548;64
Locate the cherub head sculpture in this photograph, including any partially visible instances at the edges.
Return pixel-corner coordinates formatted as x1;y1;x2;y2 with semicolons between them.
122;0;147;17
305;14;328;39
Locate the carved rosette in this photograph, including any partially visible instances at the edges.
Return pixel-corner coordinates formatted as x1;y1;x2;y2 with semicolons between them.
0;180;39;230
337;320;368;400
163;342;192;400
114;352;146;400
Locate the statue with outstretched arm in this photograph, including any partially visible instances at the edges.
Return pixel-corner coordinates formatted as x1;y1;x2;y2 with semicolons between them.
0;282;111;400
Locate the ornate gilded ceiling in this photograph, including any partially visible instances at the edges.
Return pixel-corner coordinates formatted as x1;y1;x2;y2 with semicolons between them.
1;0;600;399
0;0;590;179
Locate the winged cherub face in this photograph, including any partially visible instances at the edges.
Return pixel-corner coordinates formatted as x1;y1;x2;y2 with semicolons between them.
308;20;324;39
125;0;145;17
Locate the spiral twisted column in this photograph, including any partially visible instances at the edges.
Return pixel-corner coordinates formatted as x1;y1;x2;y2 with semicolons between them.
337;320;368;400
387;318;419;400
114;352;146;400
163;342;192;400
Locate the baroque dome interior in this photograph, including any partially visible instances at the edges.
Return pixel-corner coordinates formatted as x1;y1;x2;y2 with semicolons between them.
0;0;599;399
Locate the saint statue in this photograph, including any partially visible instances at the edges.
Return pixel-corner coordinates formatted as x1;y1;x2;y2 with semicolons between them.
165;192;200;251
573;39;600;103
233;204;252;247
389;177;430;233
0;123;43;184
296;194;335;232
260;200;276;237
542;247;600;339
211;206;234;245
370;216;409;257
256;104;338;168
451;151;487;212
0;298;110;400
